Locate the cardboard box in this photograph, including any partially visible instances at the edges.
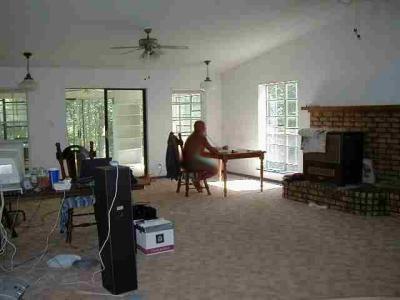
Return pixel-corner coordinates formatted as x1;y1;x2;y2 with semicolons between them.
134;218;174;255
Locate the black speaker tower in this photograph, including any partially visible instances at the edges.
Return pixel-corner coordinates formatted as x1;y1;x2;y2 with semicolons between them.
94;165;138;294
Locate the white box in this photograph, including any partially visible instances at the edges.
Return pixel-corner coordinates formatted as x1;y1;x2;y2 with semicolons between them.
134;218;174;255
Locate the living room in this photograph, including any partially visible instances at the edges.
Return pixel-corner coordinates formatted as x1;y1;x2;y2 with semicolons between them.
0;0;399;299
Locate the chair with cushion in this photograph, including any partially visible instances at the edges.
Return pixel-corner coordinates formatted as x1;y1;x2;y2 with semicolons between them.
55;142;97;243
175;133;211;197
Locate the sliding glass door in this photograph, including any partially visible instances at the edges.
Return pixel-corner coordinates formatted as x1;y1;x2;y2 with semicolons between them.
65;88;147;176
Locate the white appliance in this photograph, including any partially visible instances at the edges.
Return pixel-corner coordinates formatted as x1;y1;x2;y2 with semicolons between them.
0;141;24;192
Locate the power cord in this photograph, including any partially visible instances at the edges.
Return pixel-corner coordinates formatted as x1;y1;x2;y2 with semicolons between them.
27;190;66;273
0;184;17;271
9;193;21;235
91;164;119;284
0;223;17;272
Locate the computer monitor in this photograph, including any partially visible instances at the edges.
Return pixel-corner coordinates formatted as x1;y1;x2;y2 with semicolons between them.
78;157;111;182
0;141;24;186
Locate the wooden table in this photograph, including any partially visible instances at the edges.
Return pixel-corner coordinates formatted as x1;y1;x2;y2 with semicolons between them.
202;150;265;197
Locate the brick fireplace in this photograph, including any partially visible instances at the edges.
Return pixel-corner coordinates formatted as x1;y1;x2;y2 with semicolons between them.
283;105;400;217
306;105;400;182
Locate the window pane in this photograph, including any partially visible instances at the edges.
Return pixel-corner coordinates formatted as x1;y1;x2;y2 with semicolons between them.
171;92;202;135
265;80;299;174
277;101;285;116
192;103;201;112
192;111;201;118
277;83;285;100
6;126;28;140
267;85;277;100
286;164;298;172
287;134;299;147
286;117;298;128
277;117;285;127
286;82;297;99
269;101;285;117
0;94;29;167
287;100;297;116
276;134;286;146
66;89;107;157
287;147;298;165
192;94;201;102
268;101;277;116
180;104;191;117
172;105;179;118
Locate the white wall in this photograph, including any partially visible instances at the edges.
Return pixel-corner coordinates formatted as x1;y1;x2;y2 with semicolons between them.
221;1;400;177
0;66;222;176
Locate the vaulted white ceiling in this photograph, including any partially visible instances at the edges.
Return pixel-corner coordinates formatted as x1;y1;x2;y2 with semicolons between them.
0;0;349;72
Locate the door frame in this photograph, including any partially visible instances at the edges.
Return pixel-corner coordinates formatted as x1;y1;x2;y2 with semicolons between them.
66;88;148;177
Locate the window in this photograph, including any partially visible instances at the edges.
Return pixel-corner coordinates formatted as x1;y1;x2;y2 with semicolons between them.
65;89;148;177
264;81;299;173
0;91;29;165
172;92;202;139
66;89;107;156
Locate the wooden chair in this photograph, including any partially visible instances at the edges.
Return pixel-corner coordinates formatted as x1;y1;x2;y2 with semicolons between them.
55;142;97;243
55;142;96;181
175;133;211;197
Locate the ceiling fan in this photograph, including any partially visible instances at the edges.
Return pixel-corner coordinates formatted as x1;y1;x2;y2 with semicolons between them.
110;28;189;58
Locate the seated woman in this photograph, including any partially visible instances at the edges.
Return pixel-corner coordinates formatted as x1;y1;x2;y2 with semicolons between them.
183;120;219;191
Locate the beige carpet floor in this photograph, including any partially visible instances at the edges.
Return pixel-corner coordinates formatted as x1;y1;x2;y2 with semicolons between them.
1;177;400;300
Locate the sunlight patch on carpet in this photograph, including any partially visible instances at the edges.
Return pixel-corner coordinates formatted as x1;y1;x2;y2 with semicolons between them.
208;179;281;192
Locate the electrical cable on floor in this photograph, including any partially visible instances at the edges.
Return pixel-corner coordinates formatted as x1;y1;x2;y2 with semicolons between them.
0;293;16;299
9;193;20;234
0;185;17;271
0;184;6;256
0;184;4;224
0;223;16;271
91;165;119;284
11;251;46;268
27;190;66;273
63;165;120;287
0;197;47;269
19;196;43;230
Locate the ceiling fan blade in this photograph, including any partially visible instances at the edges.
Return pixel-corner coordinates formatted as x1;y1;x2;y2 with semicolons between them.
110;46;141;50
120;49;138;55
158;45;189;50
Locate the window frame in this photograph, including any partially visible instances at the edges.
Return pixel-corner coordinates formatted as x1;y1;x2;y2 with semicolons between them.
171;90;204;139
65;88;149;176
264;81;299;173
0;90;29;167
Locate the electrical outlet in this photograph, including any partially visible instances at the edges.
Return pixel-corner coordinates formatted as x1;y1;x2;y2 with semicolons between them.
157;163;163;176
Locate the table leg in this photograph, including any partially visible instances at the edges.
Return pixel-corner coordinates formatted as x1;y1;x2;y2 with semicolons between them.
218;160;223;182
260;155;264;192
2;206;18;238
223;159;227;197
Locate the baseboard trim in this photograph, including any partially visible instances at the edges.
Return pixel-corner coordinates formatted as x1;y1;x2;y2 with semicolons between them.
227;171;282;185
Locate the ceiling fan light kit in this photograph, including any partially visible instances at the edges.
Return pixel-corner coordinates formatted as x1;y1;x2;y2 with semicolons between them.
200;60;215;91
18;52;38;91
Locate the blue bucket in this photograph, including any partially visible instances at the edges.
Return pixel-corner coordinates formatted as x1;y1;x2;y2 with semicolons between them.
48;168;60;186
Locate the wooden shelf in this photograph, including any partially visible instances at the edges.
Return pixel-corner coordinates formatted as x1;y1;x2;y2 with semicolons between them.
302;105;400;112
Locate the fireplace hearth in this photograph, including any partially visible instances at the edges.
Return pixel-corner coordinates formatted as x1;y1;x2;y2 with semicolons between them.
283;105;400;218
